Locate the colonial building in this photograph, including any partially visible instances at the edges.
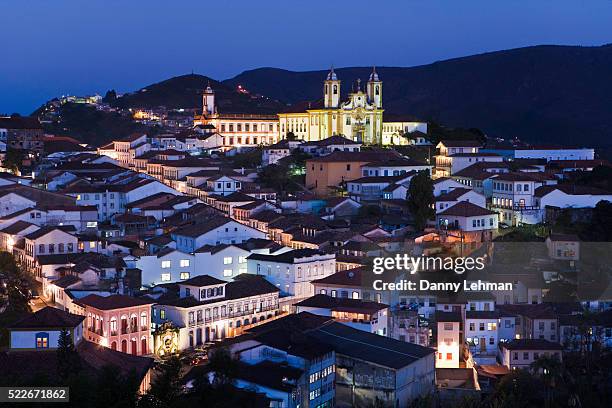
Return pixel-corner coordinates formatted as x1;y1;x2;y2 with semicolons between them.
151;274;280;352
193;83;279;148
278;67;384;144
76;294;155;356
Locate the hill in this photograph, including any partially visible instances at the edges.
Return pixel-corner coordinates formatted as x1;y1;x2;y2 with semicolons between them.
112;74;285;114
224;44;612;147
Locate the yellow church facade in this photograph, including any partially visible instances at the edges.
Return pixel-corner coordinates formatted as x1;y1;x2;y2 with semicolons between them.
278;67;385;144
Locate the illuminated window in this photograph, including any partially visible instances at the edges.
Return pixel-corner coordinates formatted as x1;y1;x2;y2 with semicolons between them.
36;332;49;348
238;256;247;264
180;259;190;267
161;273;171;281
180;272;190;280
161;260;171;269
223;257;232;265
223;269;232;277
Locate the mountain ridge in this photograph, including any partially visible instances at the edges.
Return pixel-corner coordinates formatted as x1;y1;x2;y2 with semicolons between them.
223;44;612;146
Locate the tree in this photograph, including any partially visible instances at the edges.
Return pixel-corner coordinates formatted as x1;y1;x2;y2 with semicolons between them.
531;356;565;408
490;369;544;408
94;364;140;408
149;356;182;404
258;164;291;194
0;251;32;314
286;131;297;141
2;149;26;174
207;347;240;387
57;328;81;380
406;171;434;231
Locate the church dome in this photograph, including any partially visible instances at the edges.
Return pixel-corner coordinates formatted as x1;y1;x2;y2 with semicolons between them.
369;66;380;82
326;67;338;81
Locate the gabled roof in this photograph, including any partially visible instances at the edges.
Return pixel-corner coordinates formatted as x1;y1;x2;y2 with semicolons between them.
156;275;279;308
311;267;363;286
316;135;361;147
438;140;481;148
436;187;474;202
51;275;81;289
0;220;37;235
247;249;327;264
77;294;154;310
308;321;435;369
8;306;84;329
438;201;496;217
171;216;233;238
548;233;579;242
534;184;611;198
501;339;563;350
295;294;387;313
25;225;76;240
180;275;226;287
348;173;415;185
363;157;429;168
307;150;401;163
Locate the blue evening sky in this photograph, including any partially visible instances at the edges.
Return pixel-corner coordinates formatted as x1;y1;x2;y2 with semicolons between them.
2;0;611;114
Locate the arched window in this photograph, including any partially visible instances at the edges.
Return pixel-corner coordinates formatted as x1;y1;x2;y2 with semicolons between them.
110;317;117;336
333;85;338;95
140;312;147;330
121;339;127;353
325;85;328;94
375;85;379;95
120;315;128;334
111;341;117;351
141;336;147;354
131;339;137;355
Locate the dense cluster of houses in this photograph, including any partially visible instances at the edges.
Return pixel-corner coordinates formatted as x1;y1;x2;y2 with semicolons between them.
1;109;611;407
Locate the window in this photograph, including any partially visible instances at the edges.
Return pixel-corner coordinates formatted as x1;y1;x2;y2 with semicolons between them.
223;269;232;277
238;256;247;264
487;322;497;331
223;257;232;265
140;312;147;329
161;273;171;281
479;323;485;331
36;332;49;348
180;272;190;280
160;309;166;319
180;259;190;267
523;352;529;360
446;353;452;360
443;323;453;330
352;291;359;299
161;260;171;269
110;317;117;335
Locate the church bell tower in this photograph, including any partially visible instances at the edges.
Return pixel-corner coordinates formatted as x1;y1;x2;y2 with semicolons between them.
324;67;341;108
367;66;382;108
202;82;215;116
